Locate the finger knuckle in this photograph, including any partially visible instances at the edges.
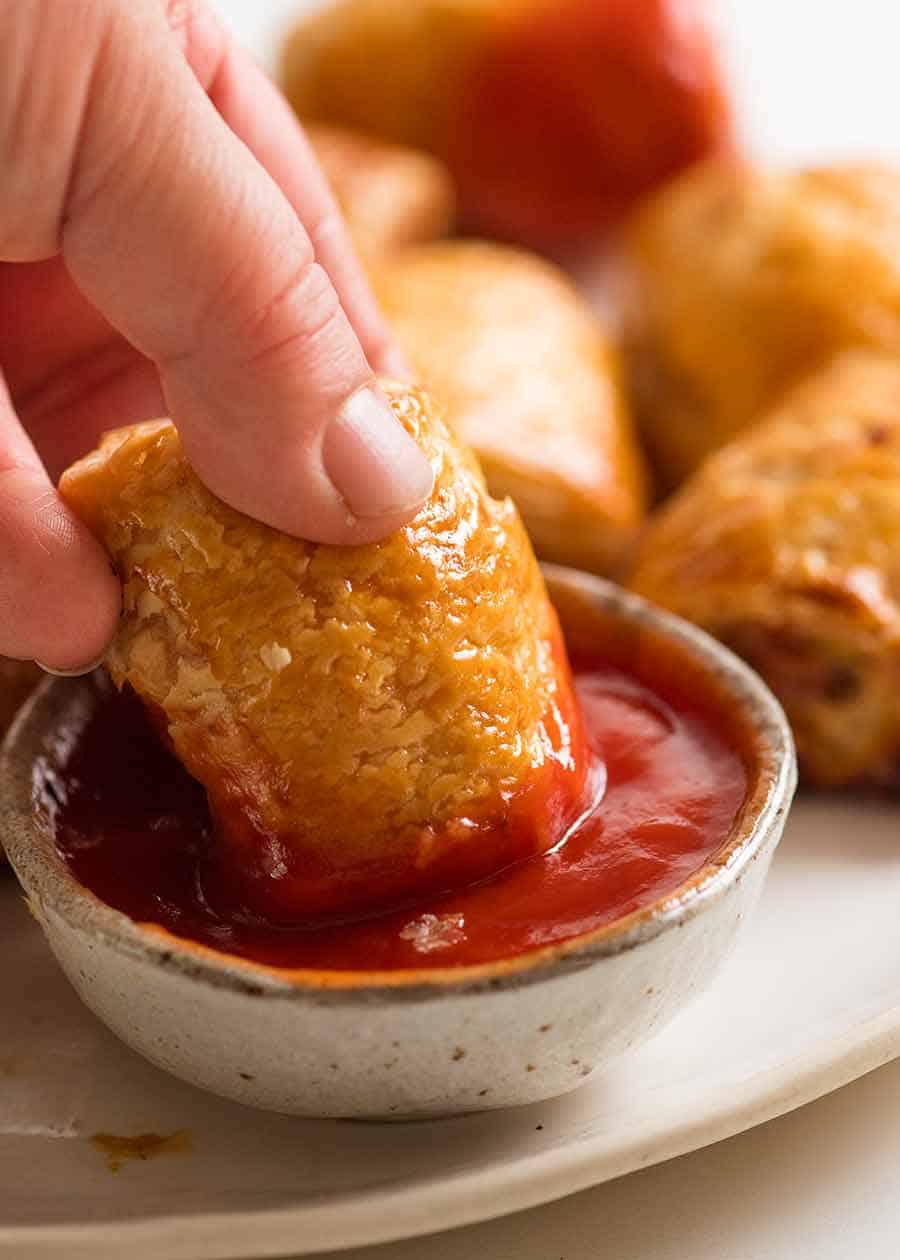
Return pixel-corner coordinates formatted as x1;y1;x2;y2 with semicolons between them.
243;260;346;373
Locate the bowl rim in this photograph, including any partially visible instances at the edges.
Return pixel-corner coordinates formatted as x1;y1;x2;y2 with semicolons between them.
0;568;796;1003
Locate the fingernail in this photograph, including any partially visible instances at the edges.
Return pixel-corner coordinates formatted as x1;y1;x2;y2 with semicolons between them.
323;386;434;519
36;653;106;678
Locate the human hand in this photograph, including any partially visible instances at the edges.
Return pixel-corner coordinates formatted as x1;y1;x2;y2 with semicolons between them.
0;0;433;671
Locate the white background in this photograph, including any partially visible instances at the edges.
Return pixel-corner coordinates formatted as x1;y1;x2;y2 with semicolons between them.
211;3;900;1256
215;0;900;166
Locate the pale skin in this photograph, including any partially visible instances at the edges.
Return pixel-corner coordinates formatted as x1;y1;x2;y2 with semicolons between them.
0;0;434;671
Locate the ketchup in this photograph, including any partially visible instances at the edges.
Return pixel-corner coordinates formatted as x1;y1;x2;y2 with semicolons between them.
50;662;746;972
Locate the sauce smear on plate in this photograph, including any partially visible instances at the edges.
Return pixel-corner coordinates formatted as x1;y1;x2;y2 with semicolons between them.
50;661;746;972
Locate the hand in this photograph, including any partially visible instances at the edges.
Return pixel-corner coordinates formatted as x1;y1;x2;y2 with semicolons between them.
0;0;433;671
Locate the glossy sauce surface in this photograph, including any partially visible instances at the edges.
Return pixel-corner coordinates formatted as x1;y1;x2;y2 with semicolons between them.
51;662;746;972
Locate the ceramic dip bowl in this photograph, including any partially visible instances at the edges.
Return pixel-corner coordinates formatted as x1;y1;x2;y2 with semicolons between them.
0;569;796;1118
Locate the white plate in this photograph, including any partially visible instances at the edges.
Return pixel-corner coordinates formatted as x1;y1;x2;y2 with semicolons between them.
4;794;900;1259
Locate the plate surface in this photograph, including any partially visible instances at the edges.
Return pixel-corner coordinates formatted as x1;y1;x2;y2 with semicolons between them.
4;795;900;1259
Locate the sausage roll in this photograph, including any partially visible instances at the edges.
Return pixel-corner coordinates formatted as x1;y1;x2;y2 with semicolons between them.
625;160;900;488
374;241;647;574
630;350;900;787
282;0;732;247
61;384;589;919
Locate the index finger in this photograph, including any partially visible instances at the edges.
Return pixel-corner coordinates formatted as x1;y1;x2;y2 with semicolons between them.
166;3;405;376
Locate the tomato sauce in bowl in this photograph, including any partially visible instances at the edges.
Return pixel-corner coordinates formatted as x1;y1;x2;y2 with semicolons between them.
4;571;793;1118
49;655;745;973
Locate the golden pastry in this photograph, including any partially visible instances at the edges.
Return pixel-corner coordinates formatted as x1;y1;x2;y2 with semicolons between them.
282;0;498;158
630;350;900;787
61;384;589;919
625;160;900;488
374;241;647;574
282;0;733;247
306;123;454;257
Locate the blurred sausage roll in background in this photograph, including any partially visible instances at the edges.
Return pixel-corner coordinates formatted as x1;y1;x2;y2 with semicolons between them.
306;123;455;257
283;0;733;248
630;350;900;788
374;241;647;575
625;161;900;489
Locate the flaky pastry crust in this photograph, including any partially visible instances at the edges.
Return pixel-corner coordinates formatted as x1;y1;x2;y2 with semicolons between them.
630;350;900;787
626;160;900;488
374;242;647;575
61;384;587;917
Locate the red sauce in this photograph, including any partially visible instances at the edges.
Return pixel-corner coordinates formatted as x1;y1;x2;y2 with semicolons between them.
49;662;746;972
447;0;734;247
202;626;592;923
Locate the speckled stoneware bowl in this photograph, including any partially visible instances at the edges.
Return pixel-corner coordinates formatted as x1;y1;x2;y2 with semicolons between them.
0;569;795;1118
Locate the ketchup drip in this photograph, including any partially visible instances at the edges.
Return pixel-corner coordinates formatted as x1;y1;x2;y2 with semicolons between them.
50;661;746;972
